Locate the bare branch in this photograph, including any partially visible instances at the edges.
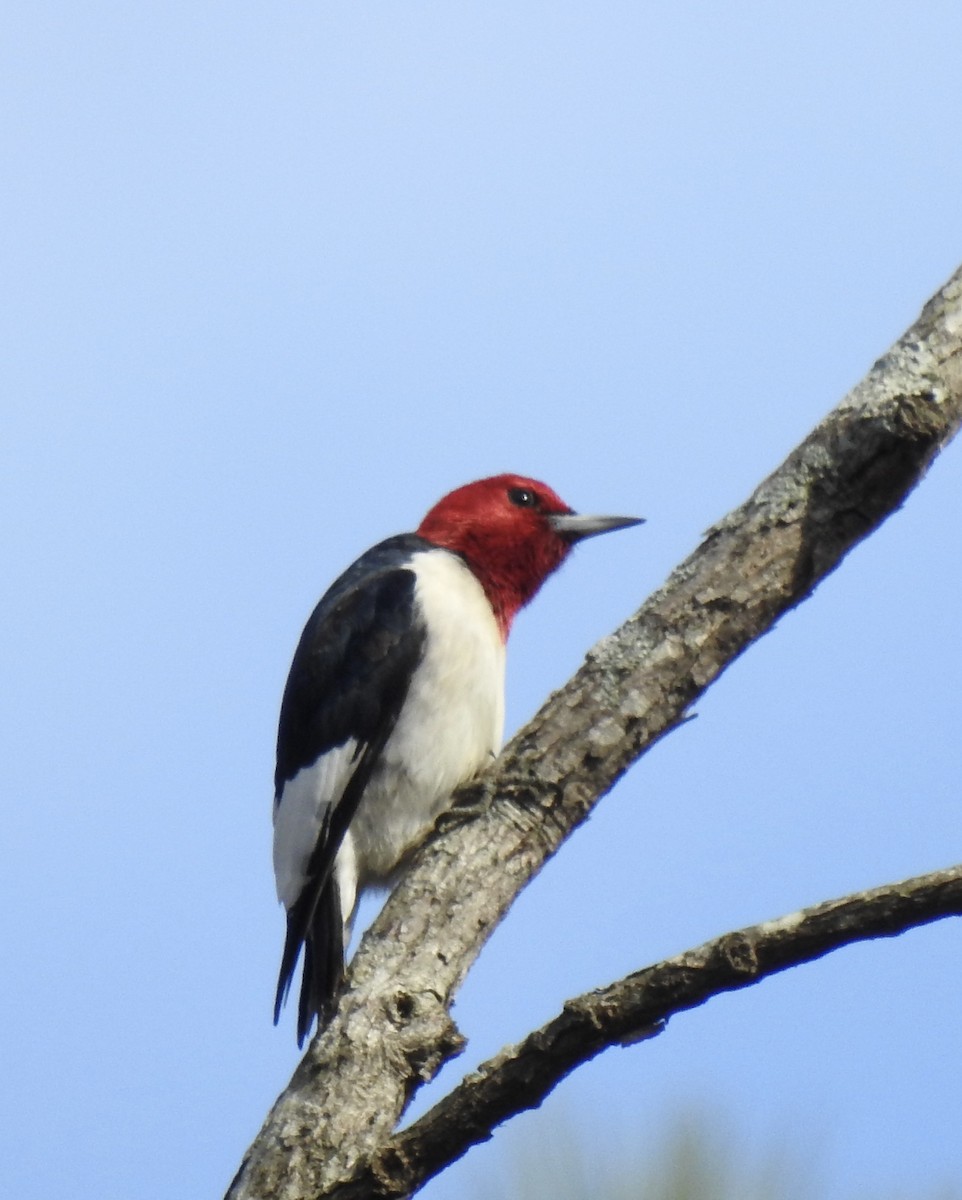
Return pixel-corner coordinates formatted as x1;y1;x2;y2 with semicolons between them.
336;863;962;1197
227;266;962;1200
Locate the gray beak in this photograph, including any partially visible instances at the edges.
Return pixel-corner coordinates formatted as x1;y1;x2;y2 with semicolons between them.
548;512;645;543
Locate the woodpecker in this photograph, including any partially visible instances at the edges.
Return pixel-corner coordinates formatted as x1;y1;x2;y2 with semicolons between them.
272;473;642;1044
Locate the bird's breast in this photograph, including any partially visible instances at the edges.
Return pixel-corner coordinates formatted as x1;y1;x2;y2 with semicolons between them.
349;549;506;882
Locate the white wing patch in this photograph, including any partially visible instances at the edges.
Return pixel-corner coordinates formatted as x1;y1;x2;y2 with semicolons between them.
272;740;358;908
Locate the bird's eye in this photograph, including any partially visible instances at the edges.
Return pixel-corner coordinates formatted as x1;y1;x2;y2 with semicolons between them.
508;487;538;508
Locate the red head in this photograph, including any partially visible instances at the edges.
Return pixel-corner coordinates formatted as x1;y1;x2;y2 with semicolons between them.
417;473;642;638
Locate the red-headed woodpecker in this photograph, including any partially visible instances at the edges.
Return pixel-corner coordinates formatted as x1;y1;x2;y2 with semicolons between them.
273;473;642;1043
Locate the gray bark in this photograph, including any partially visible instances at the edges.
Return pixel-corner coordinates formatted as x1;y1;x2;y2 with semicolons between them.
333;863;962;1199
227;266;962;1200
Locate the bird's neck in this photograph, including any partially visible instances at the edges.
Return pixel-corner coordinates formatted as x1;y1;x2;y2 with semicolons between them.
448;535;568;640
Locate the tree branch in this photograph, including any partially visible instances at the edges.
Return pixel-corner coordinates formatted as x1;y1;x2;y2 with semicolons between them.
227;265;962;1200
335;863;962;1197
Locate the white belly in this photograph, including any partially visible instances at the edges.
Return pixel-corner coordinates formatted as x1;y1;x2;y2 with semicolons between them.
348;548;505;884
273;548;506;925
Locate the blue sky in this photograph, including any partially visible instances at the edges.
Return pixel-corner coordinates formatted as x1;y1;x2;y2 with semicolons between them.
2;3;961;1197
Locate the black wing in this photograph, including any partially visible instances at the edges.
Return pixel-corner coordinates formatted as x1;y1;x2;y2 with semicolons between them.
273;535;429;1043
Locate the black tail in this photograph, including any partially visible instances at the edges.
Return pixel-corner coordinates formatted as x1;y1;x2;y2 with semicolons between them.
274;874;345;1047
273;738;397;1045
